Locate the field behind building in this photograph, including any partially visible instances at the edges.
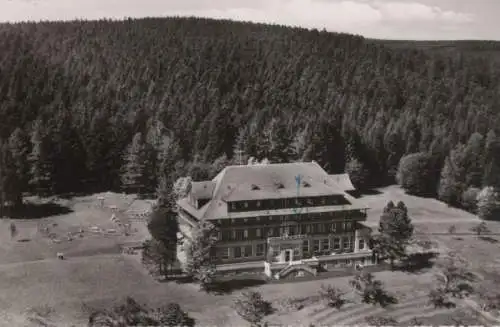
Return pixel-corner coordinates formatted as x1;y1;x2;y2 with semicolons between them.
0;186;499;326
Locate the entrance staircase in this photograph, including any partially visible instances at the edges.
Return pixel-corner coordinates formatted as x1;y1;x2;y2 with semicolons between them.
275;263;318;279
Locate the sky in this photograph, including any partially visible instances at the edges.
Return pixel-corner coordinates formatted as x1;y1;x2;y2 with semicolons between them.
1;0;499;40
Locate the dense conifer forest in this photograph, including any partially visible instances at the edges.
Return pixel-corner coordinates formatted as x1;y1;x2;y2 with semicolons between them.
1;16;500;215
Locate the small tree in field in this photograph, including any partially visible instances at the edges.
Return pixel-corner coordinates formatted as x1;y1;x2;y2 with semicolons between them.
431;252;476;302
470;221;490;236
233;291;272;327
318;284;346;309
184;220;218;291
349;271;397;307
9;222;17;238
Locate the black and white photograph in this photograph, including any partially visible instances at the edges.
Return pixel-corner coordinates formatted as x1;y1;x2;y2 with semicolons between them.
0;0;500;326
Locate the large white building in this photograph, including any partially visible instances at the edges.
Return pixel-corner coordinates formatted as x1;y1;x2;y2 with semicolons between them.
176;161;376;279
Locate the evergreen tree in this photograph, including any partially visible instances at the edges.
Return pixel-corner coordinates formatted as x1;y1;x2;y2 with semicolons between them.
28;120;54;197
184;220;218;291
374;201;414;269
438;144;467;206
345;157;369;191
463;132;485;187
0;140;23;210
210;154;230;178
7;128;29;205
483;130;500;189
290;125;310;162
121;132;148;194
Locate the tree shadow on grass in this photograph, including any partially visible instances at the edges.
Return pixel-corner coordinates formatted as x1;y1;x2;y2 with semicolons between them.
207;278;267;295
479;236;498;243
399;251;439;274
7;202;73;219
348;189;382;199
374;290;399;308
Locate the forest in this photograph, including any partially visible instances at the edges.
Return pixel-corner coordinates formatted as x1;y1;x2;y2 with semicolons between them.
0;16;500;216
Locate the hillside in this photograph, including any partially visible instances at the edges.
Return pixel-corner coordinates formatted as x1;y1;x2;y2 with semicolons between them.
370;39;500;62
0;17;500;206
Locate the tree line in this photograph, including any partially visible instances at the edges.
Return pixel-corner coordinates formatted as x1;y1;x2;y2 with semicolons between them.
1;17;500;216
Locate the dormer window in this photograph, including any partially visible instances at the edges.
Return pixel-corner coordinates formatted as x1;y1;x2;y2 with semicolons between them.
251;184;260;190
302;181;311;187
275;182;284;189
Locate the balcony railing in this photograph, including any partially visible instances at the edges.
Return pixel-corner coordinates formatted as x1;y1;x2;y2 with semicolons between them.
267;234;307;242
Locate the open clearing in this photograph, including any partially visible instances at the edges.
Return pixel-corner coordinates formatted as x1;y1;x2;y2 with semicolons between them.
0;186;499;326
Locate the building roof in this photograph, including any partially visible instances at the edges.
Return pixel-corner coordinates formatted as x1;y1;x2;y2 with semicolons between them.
191;181;215;199
177;161;367;220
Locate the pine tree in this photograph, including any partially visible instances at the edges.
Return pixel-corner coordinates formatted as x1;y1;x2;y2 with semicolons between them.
375;201;414;269
7;128;29;205
121;132;148;194
438;144;466;206
483;130;500;189
290;125;310;162
345;157;369;191
463;132;485;187
28;120;54;197
0;140;7;217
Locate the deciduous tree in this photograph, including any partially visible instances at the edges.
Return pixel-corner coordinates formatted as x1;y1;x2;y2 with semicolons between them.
476;186;500;220
396;152;438;196
349;271;397;307
184;220;218;290
318;284;346;309
142;207;178;277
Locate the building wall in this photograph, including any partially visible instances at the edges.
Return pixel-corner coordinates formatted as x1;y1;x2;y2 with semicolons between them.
212;231;373;264
177;204;372;266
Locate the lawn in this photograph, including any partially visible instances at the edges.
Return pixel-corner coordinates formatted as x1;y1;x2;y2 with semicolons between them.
0;186;499;326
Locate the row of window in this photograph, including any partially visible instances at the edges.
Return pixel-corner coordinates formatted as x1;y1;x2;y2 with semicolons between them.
216;238;366;260
217;222;353;241
228;195;350;212
217;243;266;260
218;211;365;226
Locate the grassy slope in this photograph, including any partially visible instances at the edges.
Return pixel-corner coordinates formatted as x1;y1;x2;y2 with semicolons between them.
0;186;498;325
